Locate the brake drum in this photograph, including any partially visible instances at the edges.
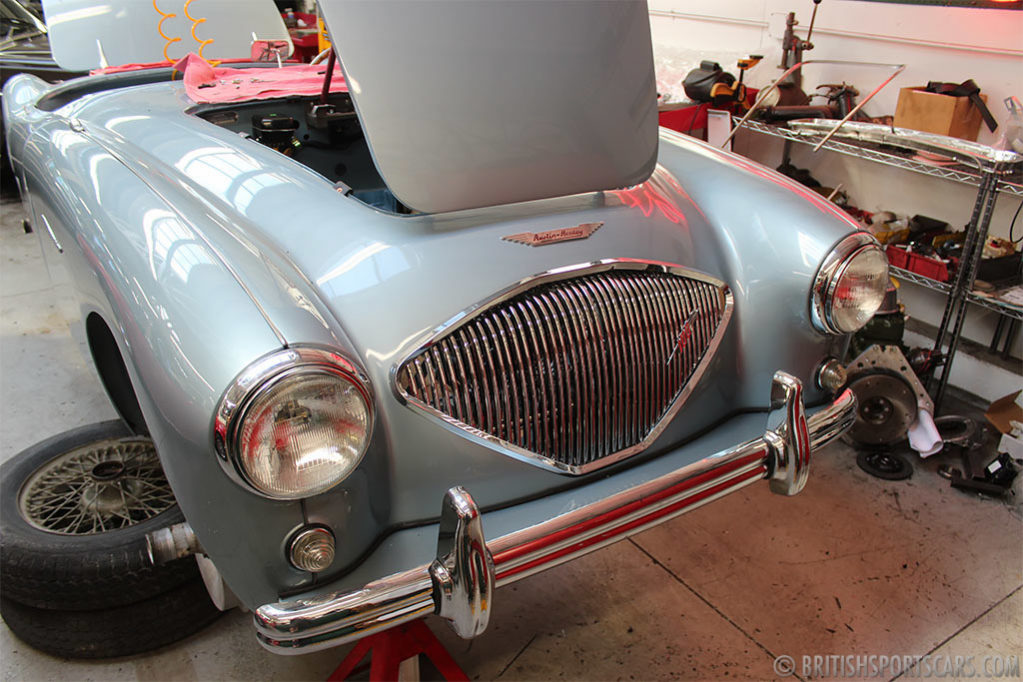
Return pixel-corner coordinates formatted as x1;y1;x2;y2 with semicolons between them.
846;371;918;446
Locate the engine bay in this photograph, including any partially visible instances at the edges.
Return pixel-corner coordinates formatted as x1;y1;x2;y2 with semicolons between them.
194;93;409;213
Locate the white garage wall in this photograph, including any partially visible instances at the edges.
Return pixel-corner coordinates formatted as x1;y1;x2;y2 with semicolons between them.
648;2;1023;393
649;1;1023;239
649;0;1023;146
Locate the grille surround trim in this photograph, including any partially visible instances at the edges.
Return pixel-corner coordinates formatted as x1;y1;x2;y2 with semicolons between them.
393;259;734;475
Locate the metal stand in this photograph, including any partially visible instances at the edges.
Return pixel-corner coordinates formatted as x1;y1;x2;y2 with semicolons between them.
327;620;470;682
927;170;1004;409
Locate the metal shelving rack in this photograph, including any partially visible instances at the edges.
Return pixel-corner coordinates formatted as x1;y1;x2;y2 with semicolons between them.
738;119;1023;408
887;266;1023;322
739;119;1023;197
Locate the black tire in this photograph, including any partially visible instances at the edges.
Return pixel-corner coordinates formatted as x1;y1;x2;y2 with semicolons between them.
1;420;200;610
0;578;223;659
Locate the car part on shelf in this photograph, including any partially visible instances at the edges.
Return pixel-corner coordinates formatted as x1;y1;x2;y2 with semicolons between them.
856;448;913;480
725;59;906;149
759;104;836;123
818;83;861;119
776;160;822;188
777;6;818;104
682;55;763;110
682;60;734;104
786;118;1022;165
0;421;201;610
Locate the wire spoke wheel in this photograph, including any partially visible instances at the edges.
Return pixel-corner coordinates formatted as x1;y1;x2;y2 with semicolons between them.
18;437;174;535
2;421;201;612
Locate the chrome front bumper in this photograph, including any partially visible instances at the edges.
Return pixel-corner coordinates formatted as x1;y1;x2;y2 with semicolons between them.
255;372;855;653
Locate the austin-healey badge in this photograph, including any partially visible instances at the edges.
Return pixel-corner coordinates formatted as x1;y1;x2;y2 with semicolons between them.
502;222;603;247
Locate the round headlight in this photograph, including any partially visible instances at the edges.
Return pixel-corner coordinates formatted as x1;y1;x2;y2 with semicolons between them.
811;233;889;334
215;348;372;499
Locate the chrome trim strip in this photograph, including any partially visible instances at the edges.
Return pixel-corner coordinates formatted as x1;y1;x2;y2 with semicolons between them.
493;457;766;578
39;214;63;254
254;378;856;654
788;120;1023;167
393;259;734;475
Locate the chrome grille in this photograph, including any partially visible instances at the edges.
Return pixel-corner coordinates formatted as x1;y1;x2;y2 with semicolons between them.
395;263;732;474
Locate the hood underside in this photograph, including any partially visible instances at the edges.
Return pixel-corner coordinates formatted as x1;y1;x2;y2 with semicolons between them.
319;0;659;214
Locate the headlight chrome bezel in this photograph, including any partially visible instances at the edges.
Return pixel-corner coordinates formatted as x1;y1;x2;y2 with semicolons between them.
213;347;373;500
811;232;888;335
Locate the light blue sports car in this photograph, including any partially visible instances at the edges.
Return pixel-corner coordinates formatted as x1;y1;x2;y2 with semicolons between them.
2;0;883;655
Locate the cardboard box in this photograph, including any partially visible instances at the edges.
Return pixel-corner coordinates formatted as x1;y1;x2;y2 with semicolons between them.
894;87;988;141
985;390;1023;435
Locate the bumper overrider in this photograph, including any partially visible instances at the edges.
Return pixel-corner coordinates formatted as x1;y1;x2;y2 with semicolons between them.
255;372;855;653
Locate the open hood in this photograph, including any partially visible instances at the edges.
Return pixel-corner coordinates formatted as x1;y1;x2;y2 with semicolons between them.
319;0;658;214
41;0;291;71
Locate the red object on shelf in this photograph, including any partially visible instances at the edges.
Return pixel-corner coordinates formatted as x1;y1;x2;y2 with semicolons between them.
885;245;950;282
885;244;909;269
326;620;469;682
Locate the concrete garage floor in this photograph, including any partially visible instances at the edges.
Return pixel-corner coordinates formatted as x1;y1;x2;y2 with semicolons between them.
1;195;1021;681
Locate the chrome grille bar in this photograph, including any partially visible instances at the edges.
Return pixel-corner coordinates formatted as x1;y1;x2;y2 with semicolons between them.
395;261;733;474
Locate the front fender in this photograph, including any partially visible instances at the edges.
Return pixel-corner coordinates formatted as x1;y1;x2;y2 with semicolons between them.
12;112;311;607
656;129;855;405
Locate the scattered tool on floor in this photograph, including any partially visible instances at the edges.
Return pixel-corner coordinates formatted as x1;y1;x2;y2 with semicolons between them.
942;447;1020;498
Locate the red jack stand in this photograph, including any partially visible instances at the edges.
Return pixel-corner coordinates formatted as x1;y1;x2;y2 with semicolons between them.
327;620;470;682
